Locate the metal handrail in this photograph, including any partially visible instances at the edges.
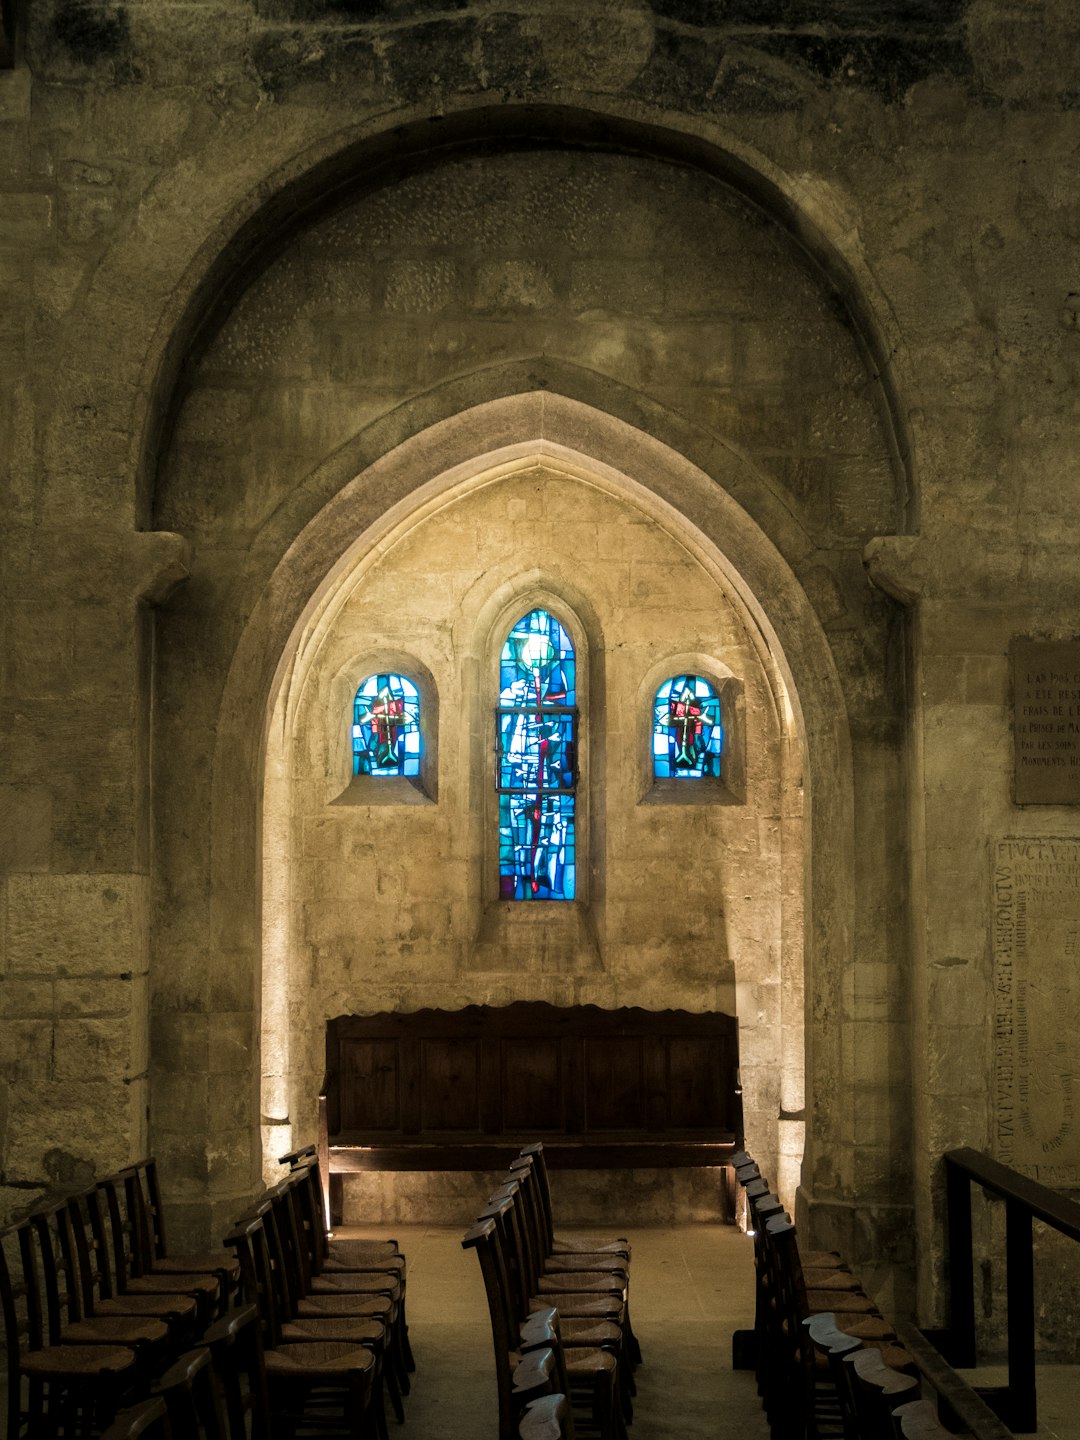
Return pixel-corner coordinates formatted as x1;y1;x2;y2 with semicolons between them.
940;1146;1080;1433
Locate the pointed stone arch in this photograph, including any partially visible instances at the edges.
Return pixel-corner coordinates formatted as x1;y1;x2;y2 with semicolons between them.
185;389;854;1241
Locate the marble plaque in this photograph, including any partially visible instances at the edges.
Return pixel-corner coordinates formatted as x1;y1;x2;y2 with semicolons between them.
993;838;1080;1185
1012;638;1080;804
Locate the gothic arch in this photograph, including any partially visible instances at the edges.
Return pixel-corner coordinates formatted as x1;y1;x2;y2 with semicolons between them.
201;391;850;1230
110;100;917;527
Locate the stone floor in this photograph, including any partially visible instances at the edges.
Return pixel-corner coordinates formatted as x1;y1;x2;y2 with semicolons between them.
351;1221;1080;1440
366;1220;769;1440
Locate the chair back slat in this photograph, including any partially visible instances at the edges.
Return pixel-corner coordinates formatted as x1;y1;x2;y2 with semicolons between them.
100;1396;173;1439
517;1144;556;1253
223;1215;283;1352
70;1185;121;1305
153;1346;230;1439
127;1160;169;1263
202;1301;272;1440
463;1216;519;1440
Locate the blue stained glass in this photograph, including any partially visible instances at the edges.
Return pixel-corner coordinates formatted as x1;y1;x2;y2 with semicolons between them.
353;673;422;777
653;675;723;779
497;609;577;901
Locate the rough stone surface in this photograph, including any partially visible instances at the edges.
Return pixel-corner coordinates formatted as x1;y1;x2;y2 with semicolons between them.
2;0;1080;1355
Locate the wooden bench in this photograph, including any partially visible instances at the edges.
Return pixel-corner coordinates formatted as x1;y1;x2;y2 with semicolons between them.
318;1002;743;1224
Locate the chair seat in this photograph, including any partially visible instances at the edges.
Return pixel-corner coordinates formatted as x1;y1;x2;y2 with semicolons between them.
558;1318;623;1347
802;1269;863;1291
803;1249;843;1267
280;1317;386;1345
541;1254;628;1277
309;1273;401;1301
93;1293;199;1322
806;1290;878;1314
528;1294;625;1322
536;1273;625;1297
151;1251;241;1282
21;1344;136;1377
265;1340;377;1377
512;1345;618;1380
552;1234;629;1254
323;1248;405;1276
60;1316;169;1347
833;1314;895;1341
126;1272;218;1299
295;1293;394;1320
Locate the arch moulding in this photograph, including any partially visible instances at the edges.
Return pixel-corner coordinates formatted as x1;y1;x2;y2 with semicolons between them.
198;390;855;1244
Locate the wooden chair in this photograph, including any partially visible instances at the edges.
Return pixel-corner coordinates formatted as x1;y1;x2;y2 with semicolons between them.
516;1144;631;1259
281;1150;404;1269
254;1193;397;1436
761;1214;882;1438
803;1313;863;1440
519;1308;624;1438
844;1347;920;1437
65;1187;199;1344
262;1179;406;1422
97;1174;220;1329
100;1396;173;1439
22;1201;171;1369
512;1147;640;1368
222;1215;378;1440
1;1221;139;1440
483;1187;632;1420
152;1346;230;1438
520;1393;574;1440
461;1217;624;1440
128;1160;241;1303
281;1163;414;1388
201;1302;272;1440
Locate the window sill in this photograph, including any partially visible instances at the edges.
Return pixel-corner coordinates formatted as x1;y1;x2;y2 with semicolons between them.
330;775;435;807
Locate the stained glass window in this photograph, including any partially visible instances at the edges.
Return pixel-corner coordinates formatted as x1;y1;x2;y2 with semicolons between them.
352;673;421;777
496;609;577;901
653;675;723;779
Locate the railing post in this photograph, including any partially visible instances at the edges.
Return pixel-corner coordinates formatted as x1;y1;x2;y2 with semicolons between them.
1005;1196;1036;1433
945;1155;976;1367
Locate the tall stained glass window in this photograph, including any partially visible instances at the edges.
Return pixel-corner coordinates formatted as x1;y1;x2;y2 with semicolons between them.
352;673;421;777
653;675;723;779
497;609;577;900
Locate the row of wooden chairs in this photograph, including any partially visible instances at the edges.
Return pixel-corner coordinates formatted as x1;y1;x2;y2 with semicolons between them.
732;1150;956;1440
1;1159;241;1438
2;1147;413;1439
463;1142;638;1440
219;1150;414;1440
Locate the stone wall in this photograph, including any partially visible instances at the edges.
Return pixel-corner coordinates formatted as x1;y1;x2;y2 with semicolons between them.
2;0;1080;1340
262;462;790;1212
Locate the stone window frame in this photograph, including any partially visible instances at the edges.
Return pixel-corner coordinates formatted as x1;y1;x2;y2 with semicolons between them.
330;652;438;807
638;653;745;807
483;589;591;912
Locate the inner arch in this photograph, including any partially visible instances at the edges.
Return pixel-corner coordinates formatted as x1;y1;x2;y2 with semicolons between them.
251;394;840;1218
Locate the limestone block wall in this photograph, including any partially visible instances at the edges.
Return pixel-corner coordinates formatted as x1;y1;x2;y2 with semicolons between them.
261;462;791;1215
3;0;1080;1333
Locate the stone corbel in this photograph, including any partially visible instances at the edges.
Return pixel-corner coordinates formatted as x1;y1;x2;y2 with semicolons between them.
125;530;192;607
862;534;929;607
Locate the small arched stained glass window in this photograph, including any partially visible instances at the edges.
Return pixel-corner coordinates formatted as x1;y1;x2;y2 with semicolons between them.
653;675;723;779
496;609;577;901
353;673;421;777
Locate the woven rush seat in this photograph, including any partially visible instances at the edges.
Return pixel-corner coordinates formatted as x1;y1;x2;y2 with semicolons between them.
280;1316;386;1345
20;1342;136;1376
264;1337;378;1375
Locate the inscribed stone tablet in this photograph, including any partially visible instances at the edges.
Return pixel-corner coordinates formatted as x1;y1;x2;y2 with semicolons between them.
1012;638;1080;804
993;838;1080;1186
